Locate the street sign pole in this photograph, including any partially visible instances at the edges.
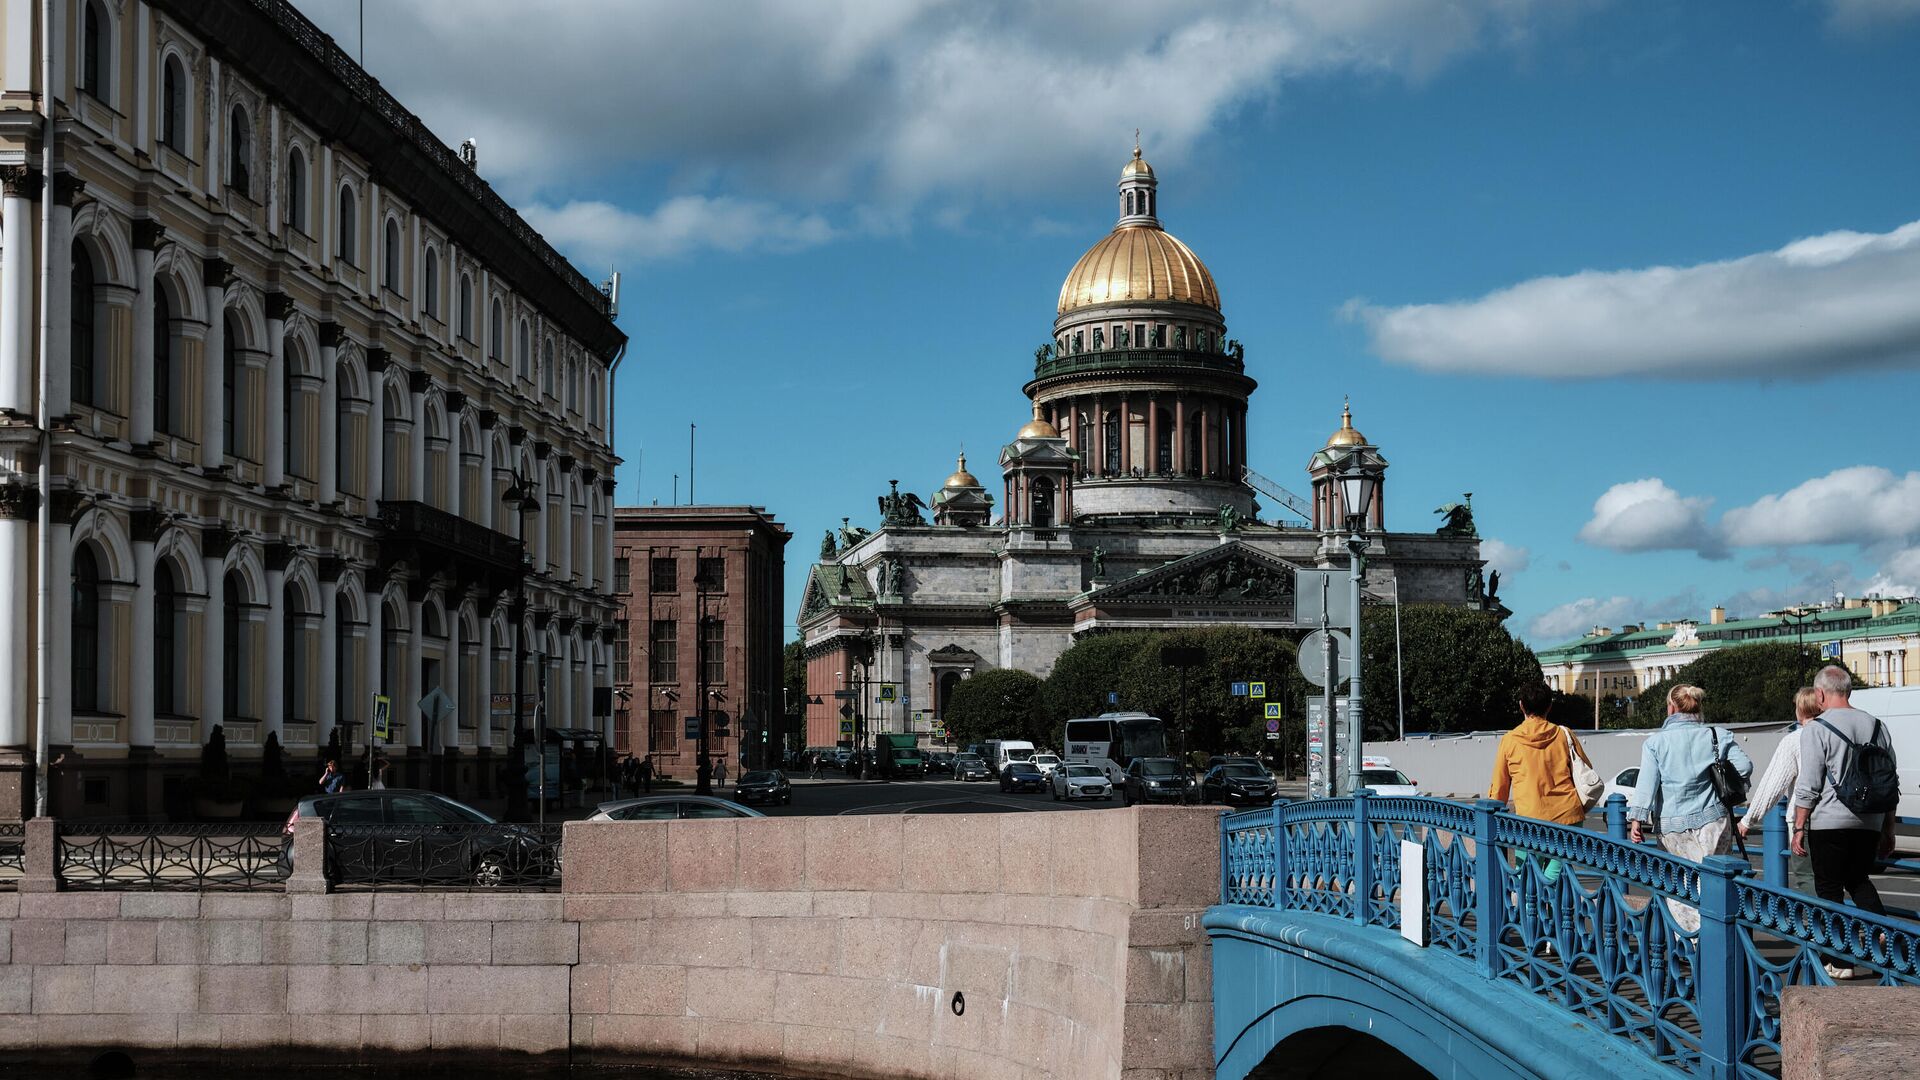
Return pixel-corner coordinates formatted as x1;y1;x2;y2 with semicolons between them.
1320;573;1337;795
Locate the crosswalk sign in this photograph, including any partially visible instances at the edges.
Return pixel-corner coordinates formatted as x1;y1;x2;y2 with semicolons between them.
1264;702;1282;720
371;695;391;741
879;684;897;703
1250;681;1267;700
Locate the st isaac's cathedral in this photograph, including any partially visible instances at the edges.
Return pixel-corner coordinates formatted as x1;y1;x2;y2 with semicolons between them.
798;148;1494;749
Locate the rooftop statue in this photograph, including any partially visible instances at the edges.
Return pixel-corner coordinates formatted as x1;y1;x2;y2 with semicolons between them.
878;479;928;527
838;517;871;551
1435;492;1477;538
820;531;836;561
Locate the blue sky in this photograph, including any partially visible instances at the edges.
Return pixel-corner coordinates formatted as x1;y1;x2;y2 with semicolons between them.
307;0;1920;645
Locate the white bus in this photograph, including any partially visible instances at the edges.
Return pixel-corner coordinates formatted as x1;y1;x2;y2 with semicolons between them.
1064;713;1170;783
982;739;1037;775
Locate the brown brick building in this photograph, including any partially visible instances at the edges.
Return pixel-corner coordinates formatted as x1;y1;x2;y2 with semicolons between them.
612;506;789;779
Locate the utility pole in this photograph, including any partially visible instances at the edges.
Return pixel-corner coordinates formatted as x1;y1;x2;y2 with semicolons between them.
695;546;712;795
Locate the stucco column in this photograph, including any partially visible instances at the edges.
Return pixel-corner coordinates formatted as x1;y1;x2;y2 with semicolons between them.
202;553;225;735
557;474;575;584
46;177;79;416
1173;396;1186;476
534;465;550;572
1120;394;1133;476
265;295;290;487
318;325;339;502
129;536;157;750
48;520;72;747
600;479;616;590
445;611;462;753
1199;407;1212;478
406;598;425;749
366;352;387;506
130;244;158;445
0;168;36;414
408;372;428;503
1147;396;1160;475
476;613;493;751
200;259;228;468
0;486;34;749
317;578;338;749
264;559;286;742
559;631;575;730
363;592;384;745
445;393;464;517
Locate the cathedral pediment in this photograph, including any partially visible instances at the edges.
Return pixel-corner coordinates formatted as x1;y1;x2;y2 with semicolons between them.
1087;541;1300;608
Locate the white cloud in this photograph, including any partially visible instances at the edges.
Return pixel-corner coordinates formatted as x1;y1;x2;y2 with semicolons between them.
522;197;836;265
303;0;1588;207
1719;466;1920;549
1825;0;1920;30
1480;537;1531;576
1577;478;1720;556
1345;219;1920;379
1528;596;1642;642
1862;546;1920;598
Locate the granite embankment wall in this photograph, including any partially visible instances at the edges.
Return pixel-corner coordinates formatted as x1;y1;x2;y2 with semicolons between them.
0;807;1218;1080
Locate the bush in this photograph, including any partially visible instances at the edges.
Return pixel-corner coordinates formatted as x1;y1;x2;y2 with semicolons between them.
1631;642;1822;728
1357;605;1541;736
944;668;1047;747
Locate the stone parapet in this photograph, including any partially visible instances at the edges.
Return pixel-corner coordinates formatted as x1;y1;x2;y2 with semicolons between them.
1783;985;1920;1080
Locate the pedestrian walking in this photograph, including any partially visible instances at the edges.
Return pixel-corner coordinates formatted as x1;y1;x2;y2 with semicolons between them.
639;755;653;792
1792;665;1899;980
1626;684;1753;933
1737;686;1821;893
318;759;346;794
1488;682;1601;886
714;758;729;788
370;757;390;790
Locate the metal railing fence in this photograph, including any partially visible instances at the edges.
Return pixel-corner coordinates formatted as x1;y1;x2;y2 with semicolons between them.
55;822;287;891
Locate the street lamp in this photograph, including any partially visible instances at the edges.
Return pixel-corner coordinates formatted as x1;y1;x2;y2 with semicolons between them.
501;469;541;822
1336;449;1379;797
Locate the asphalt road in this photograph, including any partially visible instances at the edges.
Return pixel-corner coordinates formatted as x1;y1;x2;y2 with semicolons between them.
755;777;1129;816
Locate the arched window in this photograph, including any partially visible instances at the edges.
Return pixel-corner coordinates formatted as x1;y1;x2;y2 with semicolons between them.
1186;415;1204;477
334;589;354;733
284;336;304;478
1031;476;1055;528
458;274;474;340
383;218;402;293
938;670;962;716
283;582;306;724
286;146;307;231
72;546;102;714
223;571;247;719
223;315;241;458
82;1;108;101
155;561;178;716
422;248;439;318
517;321;530;380
154;287;174;435
489;299;503;359
71;245;96;407
161;56;185;150
541;340;555;395
338;185;357;265
1155;406;1173;474
229;106;253;198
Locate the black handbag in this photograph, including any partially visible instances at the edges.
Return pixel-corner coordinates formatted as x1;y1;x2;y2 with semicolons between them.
1707;727;1748;858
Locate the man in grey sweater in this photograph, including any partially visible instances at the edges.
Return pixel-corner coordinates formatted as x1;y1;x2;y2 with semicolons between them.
1791;665;1896;978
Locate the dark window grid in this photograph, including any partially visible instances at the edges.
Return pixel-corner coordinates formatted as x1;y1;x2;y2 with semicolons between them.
649;620;677;684
650;557;677;593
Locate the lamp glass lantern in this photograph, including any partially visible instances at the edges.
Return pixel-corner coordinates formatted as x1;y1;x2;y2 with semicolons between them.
1336;450;1377;535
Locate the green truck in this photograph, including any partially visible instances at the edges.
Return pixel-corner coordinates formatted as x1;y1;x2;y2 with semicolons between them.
875;733;925;779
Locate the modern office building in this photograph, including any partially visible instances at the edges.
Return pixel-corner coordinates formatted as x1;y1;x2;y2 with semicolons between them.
0;0;625;818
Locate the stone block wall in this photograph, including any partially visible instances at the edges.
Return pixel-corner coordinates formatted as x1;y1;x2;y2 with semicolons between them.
0;806;1223;1078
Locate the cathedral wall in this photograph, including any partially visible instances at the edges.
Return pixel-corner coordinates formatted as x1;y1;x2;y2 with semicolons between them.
1071;479;1253;520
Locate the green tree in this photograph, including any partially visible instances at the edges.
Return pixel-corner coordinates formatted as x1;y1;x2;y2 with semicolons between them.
1356;606;1542;737
1043;632;1152;719
1112;626;1302;765
945;668;1046;747
1630;642;1821;728
782;639;808;752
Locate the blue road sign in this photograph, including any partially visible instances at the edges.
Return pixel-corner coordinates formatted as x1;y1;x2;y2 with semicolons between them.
684;715;701;740
1820;641;1841;660
1107;691;1119;705
1231;681;1249;697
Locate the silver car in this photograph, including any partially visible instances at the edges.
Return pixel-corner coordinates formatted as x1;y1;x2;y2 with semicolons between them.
1051;764;1114;802
588;796;767;821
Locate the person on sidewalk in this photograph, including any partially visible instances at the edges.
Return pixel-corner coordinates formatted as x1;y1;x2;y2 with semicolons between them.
714;758;729;788
1738;686;1821;894
1627;684;1753;933
639;755;653;793
1488;681;1596;887
1792;665;1898;980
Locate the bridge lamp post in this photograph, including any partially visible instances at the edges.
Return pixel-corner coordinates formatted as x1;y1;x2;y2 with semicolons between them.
1336;452;1379;798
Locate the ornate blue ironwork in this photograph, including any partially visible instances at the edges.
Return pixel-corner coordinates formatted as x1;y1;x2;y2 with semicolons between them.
1216;794;1920;1078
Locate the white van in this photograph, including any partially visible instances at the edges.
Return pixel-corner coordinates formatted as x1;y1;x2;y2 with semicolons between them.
1847;686;1920;817
982;739;1037;776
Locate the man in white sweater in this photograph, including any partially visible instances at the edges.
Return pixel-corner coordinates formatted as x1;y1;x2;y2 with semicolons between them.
1738;686;1818;893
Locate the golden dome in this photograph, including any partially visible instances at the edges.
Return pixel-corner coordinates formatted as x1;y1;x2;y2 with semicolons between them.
1325;400;1366;448
1017;401;1059;439
944;452;981;490
1057;225;1219;315
1121;145;1155;178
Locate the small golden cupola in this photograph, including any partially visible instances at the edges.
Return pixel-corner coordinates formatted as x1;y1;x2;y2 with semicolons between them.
1325;400;1366;448
932;450;993;527
944;452;981;491
1017;400;1059;440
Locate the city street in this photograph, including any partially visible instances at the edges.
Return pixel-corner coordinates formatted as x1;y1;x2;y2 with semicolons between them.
742;777;1128;816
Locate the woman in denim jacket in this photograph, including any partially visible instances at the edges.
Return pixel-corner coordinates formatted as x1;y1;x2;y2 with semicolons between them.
1625;684;1753;931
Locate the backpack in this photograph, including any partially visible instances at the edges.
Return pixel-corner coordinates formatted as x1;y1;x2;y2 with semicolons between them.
1812;716;1901;816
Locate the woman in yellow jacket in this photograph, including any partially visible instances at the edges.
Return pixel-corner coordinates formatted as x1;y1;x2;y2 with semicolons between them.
1488;682;1594;884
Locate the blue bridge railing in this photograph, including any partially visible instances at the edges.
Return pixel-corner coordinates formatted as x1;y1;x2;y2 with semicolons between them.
1219;793;1919;1079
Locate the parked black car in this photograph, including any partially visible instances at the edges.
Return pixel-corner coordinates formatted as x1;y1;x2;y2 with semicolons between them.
1200;764;1278;806
999;762;1047;793
733;770;792;806
281;789;558;887
1123;757;1194;805
955;754;993;782
923;752;956;777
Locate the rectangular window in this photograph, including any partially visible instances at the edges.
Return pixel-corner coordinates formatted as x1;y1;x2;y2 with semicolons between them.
1135;323;1146;348
701;618;725;686
649;620;677;683
613;620;630;683
697;556;725;591
650;557;677;593
650;708;678;752
613;556;631;594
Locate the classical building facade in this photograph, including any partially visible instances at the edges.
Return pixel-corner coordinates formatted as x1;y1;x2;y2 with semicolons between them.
1538;597;1919;710
610;506;789;780
798;148;1493;751
0;1;625;818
